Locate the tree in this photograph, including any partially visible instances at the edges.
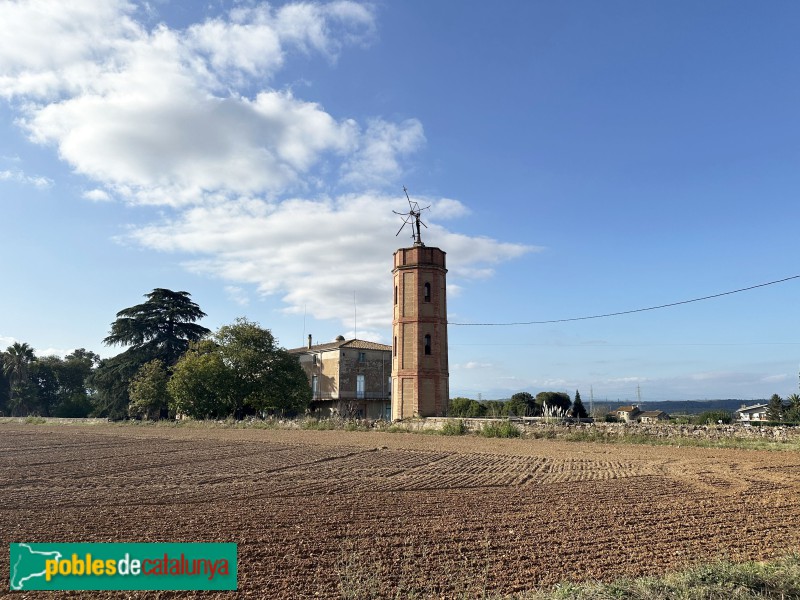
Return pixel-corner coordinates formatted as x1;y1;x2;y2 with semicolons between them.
104;289;210;367
535;391;571;415
448;397;486;418
168;319;311;419
507;392;537;417
88;353;142;420
785;394;800;423
168;341;233;419
693;410;732;425
55;349;99;417
29;356;61;416
92;289;210;419
481;400;507;417
215;318;310;417
2;342;37;415
128;360;170;420
766;393;785;422
570;390;588;419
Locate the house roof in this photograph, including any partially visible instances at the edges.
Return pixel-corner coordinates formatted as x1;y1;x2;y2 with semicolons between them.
736;403;769;413
639;410;668;418
615;405;640;413
288;338;392;354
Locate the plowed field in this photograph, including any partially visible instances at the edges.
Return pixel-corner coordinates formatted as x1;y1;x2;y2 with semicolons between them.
2;423;800;598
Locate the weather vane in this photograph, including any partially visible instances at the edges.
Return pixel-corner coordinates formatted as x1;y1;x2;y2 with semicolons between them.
394;186;430;246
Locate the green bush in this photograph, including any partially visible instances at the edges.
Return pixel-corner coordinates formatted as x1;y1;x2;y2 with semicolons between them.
440;419;467;436
299;418;337;430
479;420;521;438
693;410;733;425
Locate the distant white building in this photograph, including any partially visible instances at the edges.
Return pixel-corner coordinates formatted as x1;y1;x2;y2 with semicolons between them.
736;403;769;423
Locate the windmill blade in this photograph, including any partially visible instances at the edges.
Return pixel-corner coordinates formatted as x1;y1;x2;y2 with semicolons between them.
396;186;429;245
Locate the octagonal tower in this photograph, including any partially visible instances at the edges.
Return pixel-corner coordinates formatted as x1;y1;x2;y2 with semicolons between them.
391;244;449;419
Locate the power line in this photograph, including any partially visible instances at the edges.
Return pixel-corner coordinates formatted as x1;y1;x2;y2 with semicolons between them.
448;274;800;327
450;342;800;347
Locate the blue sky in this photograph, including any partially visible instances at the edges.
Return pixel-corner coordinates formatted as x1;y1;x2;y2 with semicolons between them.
1;1;798;402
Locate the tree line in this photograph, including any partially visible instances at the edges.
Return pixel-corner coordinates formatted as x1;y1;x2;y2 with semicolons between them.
448;391;589;419
0;289;311;420
766;393;800;424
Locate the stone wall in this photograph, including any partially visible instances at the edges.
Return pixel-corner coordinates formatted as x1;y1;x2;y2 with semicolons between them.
399;417;800;441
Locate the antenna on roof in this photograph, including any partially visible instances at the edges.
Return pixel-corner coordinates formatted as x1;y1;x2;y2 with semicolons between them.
394;186;430;246
353;290;357;340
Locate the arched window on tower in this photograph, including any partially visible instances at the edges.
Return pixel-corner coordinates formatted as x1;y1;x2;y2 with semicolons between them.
423;282;431;302
424;334;432;356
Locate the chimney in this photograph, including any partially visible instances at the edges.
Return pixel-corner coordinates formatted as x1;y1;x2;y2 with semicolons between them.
307;334;312;349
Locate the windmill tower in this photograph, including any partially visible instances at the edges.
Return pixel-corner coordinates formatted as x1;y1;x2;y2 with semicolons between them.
391;188;449;419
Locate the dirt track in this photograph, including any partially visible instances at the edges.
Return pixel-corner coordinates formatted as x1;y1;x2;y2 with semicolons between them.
2;423;800;598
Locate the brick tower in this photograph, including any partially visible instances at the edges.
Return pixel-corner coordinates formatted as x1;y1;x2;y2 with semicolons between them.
391;244;449;419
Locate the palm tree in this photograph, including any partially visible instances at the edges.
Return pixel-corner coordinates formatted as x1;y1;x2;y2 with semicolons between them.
2;342;36;415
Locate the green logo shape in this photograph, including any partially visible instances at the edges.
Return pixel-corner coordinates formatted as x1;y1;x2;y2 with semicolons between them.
9;543;237;591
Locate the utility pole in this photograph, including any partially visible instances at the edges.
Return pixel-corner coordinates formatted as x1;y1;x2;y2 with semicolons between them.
637;384;642;407
590;385;594;416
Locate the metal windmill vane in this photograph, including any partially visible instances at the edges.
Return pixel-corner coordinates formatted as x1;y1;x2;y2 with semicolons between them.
394;186;430;246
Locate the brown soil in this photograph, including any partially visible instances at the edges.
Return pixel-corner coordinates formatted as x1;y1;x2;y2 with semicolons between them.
2;423;800;599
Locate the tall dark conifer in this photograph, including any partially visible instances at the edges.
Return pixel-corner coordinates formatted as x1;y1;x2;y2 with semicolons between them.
91;289;210;419
103;289;210;366
571;389;588;419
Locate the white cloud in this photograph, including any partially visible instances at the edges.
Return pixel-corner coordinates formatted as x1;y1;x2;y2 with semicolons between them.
0;169;52;189
690;371;736;382
129;193;533;331
341;118;426;187
761;373;789;384
461;361;493;370
2;0;375;205
343;329;385;344
605;376;648;384
83;189;111;202
36;347;75;358
224;285;250;307
0;335;18;349
0;1;534;336
0;0;139;99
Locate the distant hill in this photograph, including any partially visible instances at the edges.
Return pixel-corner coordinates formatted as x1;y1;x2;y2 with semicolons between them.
613;399;758;415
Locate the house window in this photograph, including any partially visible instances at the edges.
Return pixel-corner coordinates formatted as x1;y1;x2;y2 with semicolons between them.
357;374;365;399
311;375;319;399
358;352;366;363
312;355;318;365
423;282;431;302
424;334;431;356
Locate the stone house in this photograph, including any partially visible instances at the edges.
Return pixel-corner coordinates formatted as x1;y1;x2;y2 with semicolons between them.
736;403;769;423
289;336;392;420
615;405;641;422
638;410;670;423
